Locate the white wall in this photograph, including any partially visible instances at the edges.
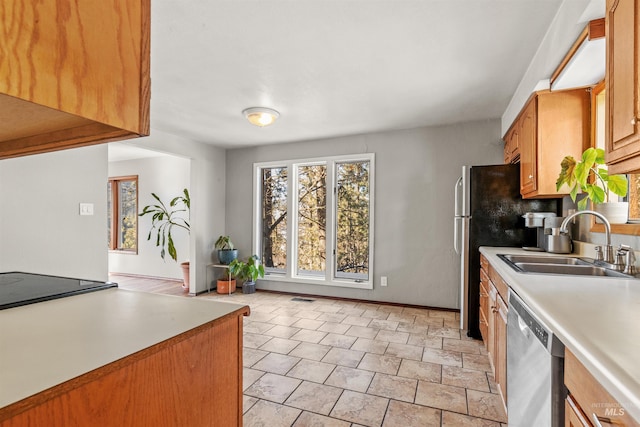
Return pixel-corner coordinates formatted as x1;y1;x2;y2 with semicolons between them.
226;119;503;309
123;130;226;294
0;145;108;281
108;155;190;279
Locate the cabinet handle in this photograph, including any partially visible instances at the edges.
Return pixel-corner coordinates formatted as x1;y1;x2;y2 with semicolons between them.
632;117;638;126
528;174;533;179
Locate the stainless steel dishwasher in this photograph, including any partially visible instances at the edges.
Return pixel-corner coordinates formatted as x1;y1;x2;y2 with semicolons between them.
507;290;566;427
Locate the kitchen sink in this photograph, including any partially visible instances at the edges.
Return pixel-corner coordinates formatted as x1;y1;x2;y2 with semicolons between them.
497;254;637;279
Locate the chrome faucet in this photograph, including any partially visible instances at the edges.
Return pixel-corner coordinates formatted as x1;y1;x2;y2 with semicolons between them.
560;210;613;263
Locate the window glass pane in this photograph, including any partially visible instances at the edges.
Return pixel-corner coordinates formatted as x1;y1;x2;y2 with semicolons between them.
118;180;137;250
107;181;113;248
297;164;326;277
335;161;370;281
261;167;288;271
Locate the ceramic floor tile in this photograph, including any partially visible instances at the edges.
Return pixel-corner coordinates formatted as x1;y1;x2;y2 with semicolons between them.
243;367;265;391
316;313;348;323
466;389;508;423
358;353;402;375
338;308;366;317
428;326;462;339
292;318;325;330
341;316;372;327
387;313;417;323
422;347;463;367
367;373;417;402
361;309;390;320
396;323;428;334
265;325;302;339
407;333;443;349
429;310;457;320
243;395;259;414
290;329;328;344
414;381;468;413
413;316;445;327
463;353;493;372
317;321;351;334
324;365;375;393
319;332;358;349
244;332;273;349
248;311;278;322
443;337;483;354
259;337;301;354
314;304;342;313
269;315;300;326
350;337;389;355
375;329;410;344
322;347;365;368
385;342;423;361
441;411;501;426
377;305;404;314
442;365;490;392
252;352;301;375
293;411;351;427
487;372;499;394
243;399;302;426
294;309;323;320
287;359;337;383
397;359;442;383
288;342;332;361
368;319;400;331
345;325;380;339
244;373;302;403
244;321;275;334
382;400;441;427
243;347;269;367
444;318;461;328
330;390;389;427
284;381;344;415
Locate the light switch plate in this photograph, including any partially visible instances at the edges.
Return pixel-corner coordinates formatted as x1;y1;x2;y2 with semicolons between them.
79;203;94;216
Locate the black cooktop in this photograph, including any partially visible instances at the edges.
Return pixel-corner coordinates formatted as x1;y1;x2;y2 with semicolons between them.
0;272;118;310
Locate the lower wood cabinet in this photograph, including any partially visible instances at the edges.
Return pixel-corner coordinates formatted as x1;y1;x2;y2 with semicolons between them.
479;254;508;410
565;348;640;427
0;307;249;426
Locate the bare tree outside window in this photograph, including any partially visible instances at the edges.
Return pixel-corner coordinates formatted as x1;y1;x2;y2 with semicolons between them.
108;176;138;251
297;165;327;277
262;167;288;270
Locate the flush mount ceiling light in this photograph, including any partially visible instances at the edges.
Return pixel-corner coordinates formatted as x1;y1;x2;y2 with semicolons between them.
242;107;280;127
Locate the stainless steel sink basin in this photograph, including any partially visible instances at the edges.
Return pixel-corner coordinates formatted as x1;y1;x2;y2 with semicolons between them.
499;254;589;265
497;254;637;279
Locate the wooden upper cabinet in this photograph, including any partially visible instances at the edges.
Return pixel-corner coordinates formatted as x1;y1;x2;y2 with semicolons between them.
0;0;150;159
605;0;640;174
514;89;591;199
503;126;520;164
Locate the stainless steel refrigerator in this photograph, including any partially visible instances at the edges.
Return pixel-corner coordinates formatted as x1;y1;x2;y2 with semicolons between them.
454;164;559;339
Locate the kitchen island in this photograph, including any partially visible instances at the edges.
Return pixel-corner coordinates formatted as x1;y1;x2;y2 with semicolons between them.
0;289;249;425
480;246;640;424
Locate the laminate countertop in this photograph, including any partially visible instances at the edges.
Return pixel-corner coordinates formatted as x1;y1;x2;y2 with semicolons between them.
480;246;640;422
0;289;248;410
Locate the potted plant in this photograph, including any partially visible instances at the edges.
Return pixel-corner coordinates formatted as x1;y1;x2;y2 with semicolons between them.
215;235;238;265
229;255;265;294
139;189;191;290
556;147;628;223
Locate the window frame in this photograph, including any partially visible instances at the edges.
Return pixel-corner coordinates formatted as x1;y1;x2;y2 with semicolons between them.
253;154;375;289
108;175;139;253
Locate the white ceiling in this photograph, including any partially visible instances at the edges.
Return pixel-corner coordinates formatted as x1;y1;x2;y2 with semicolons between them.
148;0;567;149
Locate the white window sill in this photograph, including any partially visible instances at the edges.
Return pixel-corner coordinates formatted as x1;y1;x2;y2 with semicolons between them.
260;274;373;290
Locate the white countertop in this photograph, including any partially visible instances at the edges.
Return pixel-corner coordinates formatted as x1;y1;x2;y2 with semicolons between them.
0;289;247;409
480;246;640;421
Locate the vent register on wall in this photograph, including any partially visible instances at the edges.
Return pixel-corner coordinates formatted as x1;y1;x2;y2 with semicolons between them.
454;164;560;339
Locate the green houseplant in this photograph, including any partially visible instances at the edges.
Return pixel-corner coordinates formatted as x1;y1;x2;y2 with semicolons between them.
215;235;238;265
139;189;191;289
556;148;628;221
228;255;265;294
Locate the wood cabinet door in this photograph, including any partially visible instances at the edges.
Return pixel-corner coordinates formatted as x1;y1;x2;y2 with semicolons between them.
519;99;537;195
479;275;489;345
494;293;508;406
566;395;594;427
606;0;640;172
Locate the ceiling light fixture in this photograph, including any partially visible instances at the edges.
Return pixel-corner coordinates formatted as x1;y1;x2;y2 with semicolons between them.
242;107;280;127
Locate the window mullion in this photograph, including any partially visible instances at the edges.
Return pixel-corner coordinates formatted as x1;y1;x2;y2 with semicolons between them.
287;163;296;279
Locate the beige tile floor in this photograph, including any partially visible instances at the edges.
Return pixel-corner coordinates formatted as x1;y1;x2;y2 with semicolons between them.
201;291;508;427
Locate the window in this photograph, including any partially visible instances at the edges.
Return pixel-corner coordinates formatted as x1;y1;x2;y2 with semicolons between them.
254;154;374;289
108;176;138;251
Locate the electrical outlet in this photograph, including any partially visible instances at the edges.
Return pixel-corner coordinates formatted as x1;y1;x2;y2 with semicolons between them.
381;276;388;287
79;203;94;216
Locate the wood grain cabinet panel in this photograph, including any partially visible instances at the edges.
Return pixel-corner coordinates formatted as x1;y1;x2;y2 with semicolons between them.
605;0;640;173
0;0;150;159
0;308;248;426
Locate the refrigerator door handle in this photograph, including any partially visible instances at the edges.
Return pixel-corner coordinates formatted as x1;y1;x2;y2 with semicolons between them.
454;176;463;217
454;217;461;254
